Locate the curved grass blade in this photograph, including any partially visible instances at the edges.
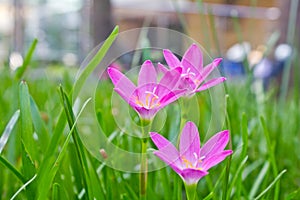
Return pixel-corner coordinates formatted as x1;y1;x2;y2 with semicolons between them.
0;155;26;183
15;38;38;80
73;25;119;99
36;95;92;200
0;110;20;154
60;86;95;199
249;161;270;199
10;174;37;200
226;156;248;199
254;169;287;200
36;27;118;199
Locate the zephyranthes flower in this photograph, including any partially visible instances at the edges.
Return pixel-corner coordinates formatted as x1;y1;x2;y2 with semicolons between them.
150;121;232;185
159;44;226;96
107;60;185;120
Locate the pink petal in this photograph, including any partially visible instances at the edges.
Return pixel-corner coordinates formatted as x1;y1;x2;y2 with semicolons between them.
201;150;232;170
159;67;182;90
182;44;203;71
138;60;157;86
107;67;123;85
180;168;208;185
158;89;186;107
150;132;180;165
179;122;201;163
154;151;182;174
163;49;181;69
195;58;222;86
196;77;226;92
107;67;136;101
200;130;230;158
157;63;169;74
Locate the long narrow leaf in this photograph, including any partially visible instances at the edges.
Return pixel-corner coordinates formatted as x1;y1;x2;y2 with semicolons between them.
254;169;287;200
19;81;37;162
36;96;91;200
249;161;270;199
15;39;38;79
0;110;20;154
73;26;119;99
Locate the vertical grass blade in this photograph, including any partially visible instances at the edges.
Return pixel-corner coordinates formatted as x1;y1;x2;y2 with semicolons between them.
19;81;37;162
60;86;94;200
36;95;91;200
280;0;299;103
0;110;20;154
30;96;49;148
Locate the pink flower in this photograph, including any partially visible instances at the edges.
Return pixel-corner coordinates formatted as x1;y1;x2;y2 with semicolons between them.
160;44;226;96
150;121;232;185
107;60;185;120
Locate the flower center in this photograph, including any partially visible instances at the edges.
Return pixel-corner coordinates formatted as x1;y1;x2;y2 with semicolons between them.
135;87;160;109
181;153;205;170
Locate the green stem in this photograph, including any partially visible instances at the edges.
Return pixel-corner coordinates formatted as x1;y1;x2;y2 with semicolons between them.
185;183;197;200
140;119;151;199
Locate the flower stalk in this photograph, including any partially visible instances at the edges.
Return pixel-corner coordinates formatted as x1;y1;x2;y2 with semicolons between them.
140;119;151;199
184;183;197;200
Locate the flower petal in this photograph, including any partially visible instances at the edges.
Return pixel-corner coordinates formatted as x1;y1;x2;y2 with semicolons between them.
159;67;182;90
150;132;180;165
163;49;181;68
154;151;182;174
195;58;222;86
108;67;136;101
201;150;232;170
180;168;208;185
138;60;157;86
200;130;230;158
182;44;203;71
157;62;169;74
158;89;186;106
179;121;201;163
196;77;226;92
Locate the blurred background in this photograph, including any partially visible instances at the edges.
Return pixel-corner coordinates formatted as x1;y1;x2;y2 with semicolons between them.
1;0;299;98
0;0;299;67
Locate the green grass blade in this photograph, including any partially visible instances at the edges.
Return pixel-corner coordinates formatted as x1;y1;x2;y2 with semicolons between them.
10;174;37;200
203;192;214;200
0;155;26;183
254;169;287;200
241;113;248;159
19;81;38;162
226;156;248;199
30;96;49;149
280;0;299;103
73;26;119;99
0;110;20;154
60;85;94;199
36;96;91;200
15;39;38;80
260;116;279;199
249;161;270;199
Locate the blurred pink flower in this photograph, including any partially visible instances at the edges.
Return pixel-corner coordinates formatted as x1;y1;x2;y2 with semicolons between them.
150;121;232;185
107;60;186;120
160;44;226;96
